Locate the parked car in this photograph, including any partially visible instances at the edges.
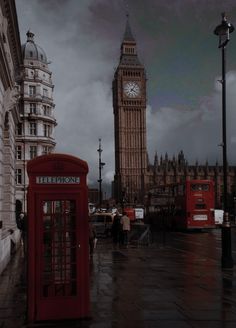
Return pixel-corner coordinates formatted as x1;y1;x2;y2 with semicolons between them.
90;212;114;237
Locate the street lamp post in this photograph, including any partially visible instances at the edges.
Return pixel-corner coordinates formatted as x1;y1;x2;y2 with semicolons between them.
214;13;234;269
97;138;105;208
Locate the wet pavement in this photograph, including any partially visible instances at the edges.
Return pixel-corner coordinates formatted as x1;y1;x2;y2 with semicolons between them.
1;228;236;327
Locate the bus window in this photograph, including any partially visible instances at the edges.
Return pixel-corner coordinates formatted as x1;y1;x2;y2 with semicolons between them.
195;204;206;209
191;184;209;191
202;184;209;191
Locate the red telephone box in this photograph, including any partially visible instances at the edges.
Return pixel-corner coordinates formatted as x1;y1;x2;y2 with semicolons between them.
27;154;90;322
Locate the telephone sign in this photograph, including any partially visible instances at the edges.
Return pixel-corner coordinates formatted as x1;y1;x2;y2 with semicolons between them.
36;176;80;184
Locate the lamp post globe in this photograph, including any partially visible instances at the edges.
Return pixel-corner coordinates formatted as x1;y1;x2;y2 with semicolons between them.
214;13;234;48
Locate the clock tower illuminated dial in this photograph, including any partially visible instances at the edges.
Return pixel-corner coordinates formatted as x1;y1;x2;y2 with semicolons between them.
123;81;140;98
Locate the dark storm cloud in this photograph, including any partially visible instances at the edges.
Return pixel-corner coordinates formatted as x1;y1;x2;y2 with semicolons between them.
148;71;236;164
15;0;236;193
36;0;71;7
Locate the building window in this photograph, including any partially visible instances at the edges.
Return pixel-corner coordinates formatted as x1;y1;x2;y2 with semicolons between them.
29;122;37;136
29;85;36;96
43;88;48;97
44;124;51;137
17;123;22;136
43;105;51;116
16;145;22;160
30;145;37;159
42;146;51;155
16;169;22;185
30;103;36;114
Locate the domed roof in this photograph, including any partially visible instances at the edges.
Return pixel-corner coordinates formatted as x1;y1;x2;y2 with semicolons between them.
21;31;47;64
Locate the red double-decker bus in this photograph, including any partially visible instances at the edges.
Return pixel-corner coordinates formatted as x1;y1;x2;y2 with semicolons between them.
171;179;215;230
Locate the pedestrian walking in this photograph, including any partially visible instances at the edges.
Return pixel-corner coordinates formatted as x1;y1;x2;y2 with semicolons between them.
18;212;27;255
111;212;122;248
88;219;97;257
120;211;130;247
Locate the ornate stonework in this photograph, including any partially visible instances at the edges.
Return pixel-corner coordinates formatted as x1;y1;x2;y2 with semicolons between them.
0;0;22;274
15;31;57;212
149;150;236;210
113;18;148;204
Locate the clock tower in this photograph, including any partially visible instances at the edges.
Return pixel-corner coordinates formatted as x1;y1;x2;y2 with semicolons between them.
113;17;148;204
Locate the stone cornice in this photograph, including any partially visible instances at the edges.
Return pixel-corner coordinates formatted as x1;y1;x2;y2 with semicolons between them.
2;0;23;74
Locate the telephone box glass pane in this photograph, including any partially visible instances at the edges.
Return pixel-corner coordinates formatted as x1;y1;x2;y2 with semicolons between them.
42;200;77;297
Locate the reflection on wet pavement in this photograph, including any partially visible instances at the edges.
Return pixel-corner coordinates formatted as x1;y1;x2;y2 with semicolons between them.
1;228;236;327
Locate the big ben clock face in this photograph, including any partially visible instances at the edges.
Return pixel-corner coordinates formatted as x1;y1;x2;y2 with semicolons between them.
123;81;140;98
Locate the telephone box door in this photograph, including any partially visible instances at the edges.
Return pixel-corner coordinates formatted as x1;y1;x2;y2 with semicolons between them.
35;194;83;320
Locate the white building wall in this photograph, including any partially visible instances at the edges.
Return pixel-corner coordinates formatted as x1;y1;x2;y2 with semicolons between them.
0;78;4;216
3;104;17;229
15;32;57;213
0;0;22;275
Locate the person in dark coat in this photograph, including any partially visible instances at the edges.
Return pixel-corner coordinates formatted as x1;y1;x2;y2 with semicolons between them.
18;212;27;255
88;220;96;257
111;212;122;248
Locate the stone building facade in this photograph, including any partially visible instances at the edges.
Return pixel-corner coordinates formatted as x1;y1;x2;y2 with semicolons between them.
15;31;57;213
149;150;236;210
113;18;148;204
0;0;22;274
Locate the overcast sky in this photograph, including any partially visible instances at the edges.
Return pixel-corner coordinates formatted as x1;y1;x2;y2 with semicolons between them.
15;0;236;194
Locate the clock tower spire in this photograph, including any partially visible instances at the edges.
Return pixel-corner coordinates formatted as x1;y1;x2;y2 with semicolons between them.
113;16;148;205
119;15;141;67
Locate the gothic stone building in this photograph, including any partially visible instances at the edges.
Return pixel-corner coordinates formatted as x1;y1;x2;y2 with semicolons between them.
113;18;236;209
113;18;148;204
150;150;236;210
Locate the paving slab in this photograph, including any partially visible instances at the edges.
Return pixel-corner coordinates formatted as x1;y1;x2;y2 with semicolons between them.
0;229;236;327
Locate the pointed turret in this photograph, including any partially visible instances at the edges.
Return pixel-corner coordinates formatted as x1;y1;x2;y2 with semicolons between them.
154;152;158;167
119;15;142;66
123;15;135;42
165;152;168;161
